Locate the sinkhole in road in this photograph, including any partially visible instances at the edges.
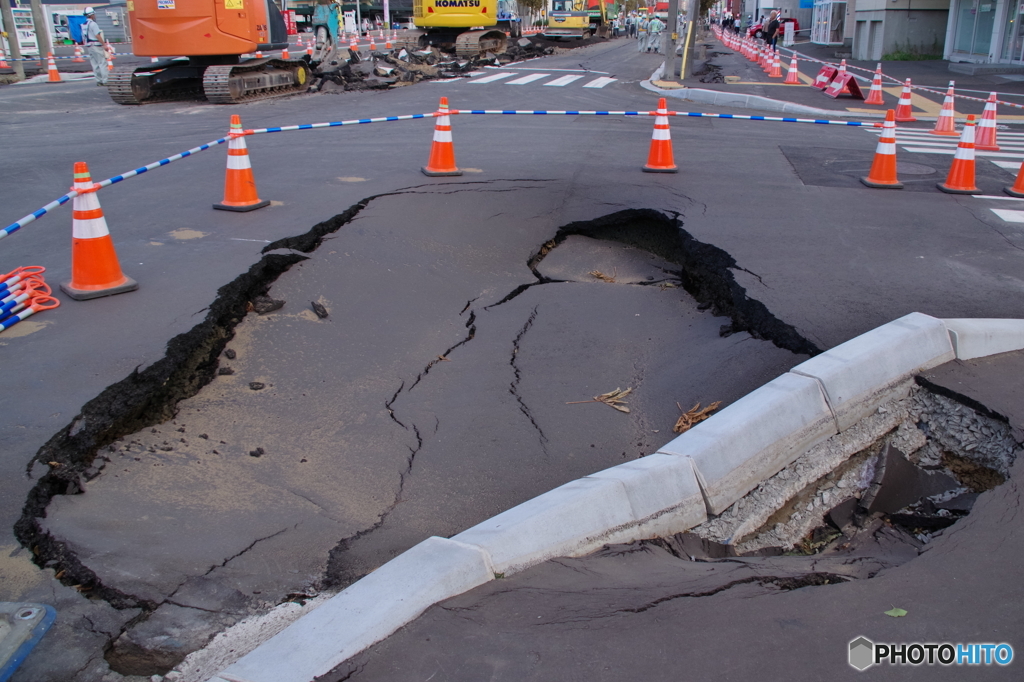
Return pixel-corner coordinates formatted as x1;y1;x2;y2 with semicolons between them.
12;199;1019;678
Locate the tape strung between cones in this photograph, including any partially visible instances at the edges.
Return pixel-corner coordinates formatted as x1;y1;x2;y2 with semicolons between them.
61;162;138;300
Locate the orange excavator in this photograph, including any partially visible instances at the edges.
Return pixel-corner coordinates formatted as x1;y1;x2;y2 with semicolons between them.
109;0;311;104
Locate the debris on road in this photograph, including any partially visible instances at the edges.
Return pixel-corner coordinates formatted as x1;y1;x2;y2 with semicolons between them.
567;387;632;413
673;401;722;433
311;301;329;319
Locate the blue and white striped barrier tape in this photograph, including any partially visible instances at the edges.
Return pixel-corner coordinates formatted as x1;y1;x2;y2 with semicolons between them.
0;136;228;241
1;106;879;242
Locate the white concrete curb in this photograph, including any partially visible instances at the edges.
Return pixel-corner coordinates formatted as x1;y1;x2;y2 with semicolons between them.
943;318;1024;361
214;537;494;682
207;313;1024;682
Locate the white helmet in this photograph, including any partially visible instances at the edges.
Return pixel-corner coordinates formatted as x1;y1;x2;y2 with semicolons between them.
84;7;95;14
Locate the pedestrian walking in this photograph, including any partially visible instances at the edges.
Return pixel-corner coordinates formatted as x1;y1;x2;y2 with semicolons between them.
637;15;649;52
82;8;107;86
763;10;780;52
647;15;664;53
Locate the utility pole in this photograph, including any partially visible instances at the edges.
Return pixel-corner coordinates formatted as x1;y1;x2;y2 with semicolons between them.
28;0;52;58
0;0;25;80
664;0;679;80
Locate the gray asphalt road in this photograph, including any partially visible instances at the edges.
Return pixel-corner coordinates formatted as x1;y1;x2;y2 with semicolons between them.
1;36;1023;682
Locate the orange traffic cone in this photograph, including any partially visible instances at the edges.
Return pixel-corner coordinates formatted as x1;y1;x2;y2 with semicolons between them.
72;44;85;62
864;63;884;105
762;47;772;73
769;53;782;78
783;54;800;84
255;50;264;58
422;97;462;176
894;78;916;122
60;162;138;300
306;38;314;57
930;81;959;136
386;34;393;50
46;53;62;83
836;59;850;94
370;35;377;51
975;92;1000;151
642;98;678;173
214;115;270;211
282;46;290;59
106;51;113;72
937;115;981;194
0;48;8;68
861;109;902;189
1004;159;1024;197
350;36;358;53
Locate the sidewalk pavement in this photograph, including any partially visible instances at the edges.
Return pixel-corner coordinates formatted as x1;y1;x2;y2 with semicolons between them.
655;34;1024;122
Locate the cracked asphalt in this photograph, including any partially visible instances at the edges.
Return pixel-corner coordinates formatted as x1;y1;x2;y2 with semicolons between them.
1;35;1022;682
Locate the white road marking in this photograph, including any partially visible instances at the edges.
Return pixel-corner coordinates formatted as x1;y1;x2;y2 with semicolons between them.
582;76;617;88
990;208;1024;222
506;73;550;85
543;74;585;86
471;72;516;83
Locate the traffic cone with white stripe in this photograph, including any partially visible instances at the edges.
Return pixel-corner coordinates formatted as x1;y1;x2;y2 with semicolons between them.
864;63;884;105
1004;159;1024;197
860;110;902;189
0;48;8;68
46;53;62;83
975;92;1000;151
106;50;113;72
255;50;264;58
762;46;772;72
783;54;800;84
643;98;678;173
894;78;916;122
282;45;290;59
836;59;850;94
422;97;462;176
937;115;981;194
214;115;270;211
769;52;782;78
72;44;85;62
930;81;959;136
60;162;138;300
369;34;377;52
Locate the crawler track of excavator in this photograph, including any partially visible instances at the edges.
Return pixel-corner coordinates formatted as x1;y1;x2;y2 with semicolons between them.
397;29;507;59
109;58;311;105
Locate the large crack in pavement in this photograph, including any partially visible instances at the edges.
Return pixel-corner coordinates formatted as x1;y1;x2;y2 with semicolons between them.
14;192;823;678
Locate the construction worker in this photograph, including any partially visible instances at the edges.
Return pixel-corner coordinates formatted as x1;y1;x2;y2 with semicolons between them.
646;14;664;53
82;8;107;86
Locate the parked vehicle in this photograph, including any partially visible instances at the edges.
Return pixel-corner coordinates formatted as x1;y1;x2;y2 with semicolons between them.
748;17;798;39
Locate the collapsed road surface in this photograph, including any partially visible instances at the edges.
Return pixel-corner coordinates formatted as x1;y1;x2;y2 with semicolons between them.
2;36;1024;682
21;202;817;676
